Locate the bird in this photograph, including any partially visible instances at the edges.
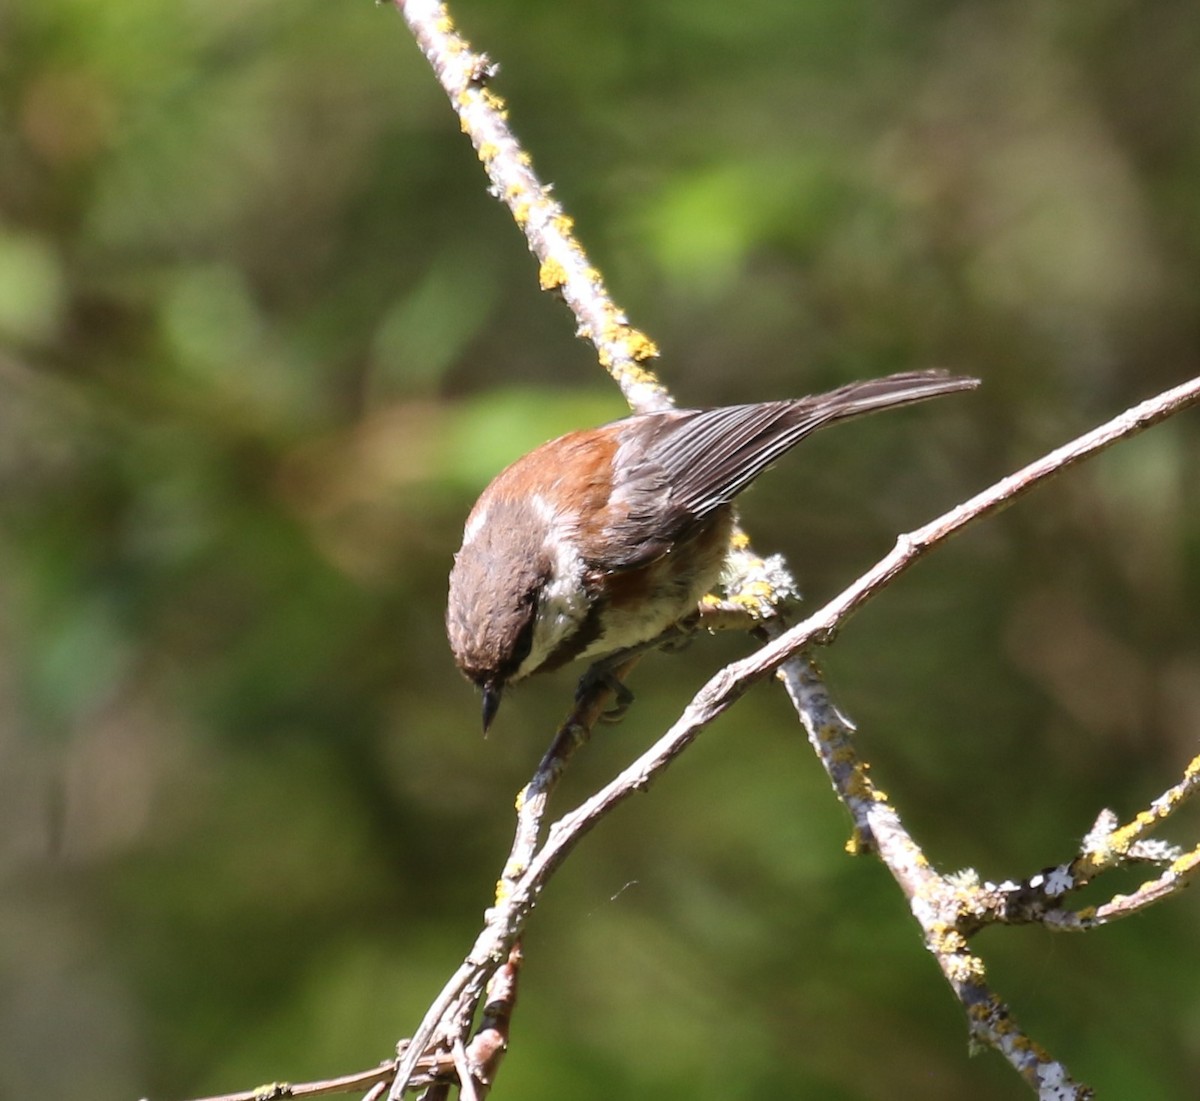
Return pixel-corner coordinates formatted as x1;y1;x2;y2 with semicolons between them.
446;369;978;731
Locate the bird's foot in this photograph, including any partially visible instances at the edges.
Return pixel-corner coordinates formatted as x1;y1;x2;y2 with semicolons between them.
576;659;636;724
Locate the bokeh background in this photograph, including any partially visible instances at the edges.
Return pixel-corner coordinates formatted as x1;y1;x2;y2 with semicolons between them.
2;0;1199;1097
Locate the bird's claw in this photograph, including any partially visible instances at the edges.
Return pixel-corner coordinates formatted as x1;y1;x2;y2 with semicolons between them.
576;662;636;723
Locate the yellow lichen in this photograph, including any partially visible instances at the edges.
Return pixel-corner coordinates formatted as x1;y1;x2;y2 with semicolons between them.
499;854;527;887
481;88;507;114
252;1084;292;1101
624;327;661;362
539;258;568;290
611;361;663;390
844;770;874;802
734;588;774;609
1171;848;1200;876
960;954;987;981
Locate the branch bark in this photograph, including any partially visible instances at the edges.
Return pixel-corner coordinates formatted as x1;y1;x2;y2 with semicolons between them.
381;3;1200;1098
164;4;1200;1100
379;374;1200;1101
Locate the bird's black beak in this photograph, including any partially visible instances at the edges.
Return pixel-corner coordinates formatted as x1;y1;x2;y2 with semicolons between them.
481;680;502;735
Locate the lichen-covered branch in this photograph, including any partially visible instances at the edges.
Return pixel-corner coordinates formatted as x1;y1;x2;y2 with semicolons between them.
779;653;1092;1097
390;0;799;632
744;374;1200;689
394;0;670;416
378;2;1200;1099
207;5;1200;1101
974;755;1200;931
383;375;1199;1101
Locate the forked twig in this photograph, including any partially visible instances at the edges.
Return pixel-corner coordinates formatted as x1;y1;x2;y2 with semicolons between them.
165;4;1200;1100
383;375;1199;1100
383;2;1200;1097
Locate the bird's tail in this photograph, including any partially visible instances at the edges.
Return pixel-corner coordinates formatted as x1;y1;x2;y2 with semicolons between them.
798;370;980;424
657;370;978;517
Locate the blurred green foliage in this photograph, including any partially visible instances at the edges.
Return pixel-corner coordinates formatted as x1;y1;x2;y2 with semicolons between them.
1;0;1199;1098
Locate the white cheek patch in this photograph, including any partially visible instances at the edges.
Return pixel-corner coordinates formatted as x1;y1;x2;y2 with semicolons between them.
515;499;590;680
461;505;488;546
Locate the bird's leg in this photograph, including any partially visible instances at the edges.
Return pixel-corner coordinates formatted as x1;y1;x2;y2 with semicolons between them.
654;618;697;654
574;616;707;722
575;660;637;724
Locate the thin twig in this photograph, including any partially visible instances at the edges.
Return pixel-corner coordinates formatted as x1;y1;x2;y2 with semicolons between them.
501;658;640;891
751;374;1200;690
389;376;1199;1099
778;650;1090;1095
449;1041;476;1101
161;1059;428;1101
382;3;1200;1098
1075;752;1200;876
146;1;1200;1099
386;662;634;1095
465;941;522;1098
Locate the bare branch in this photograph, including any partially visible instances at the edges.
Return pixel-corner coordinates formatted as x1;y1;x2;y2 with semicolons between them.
162;1057;434;1101
386;374;1199;1099
386;663;634;1094
449;1042;476;1101
464;942;523;1098
377;3;1200;1099
751;374;1200;692
1089;843;1200;923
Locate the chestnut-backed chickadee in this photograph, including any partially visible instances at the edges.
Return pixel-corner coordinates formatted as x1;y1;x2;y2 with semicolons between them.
447;369;978;730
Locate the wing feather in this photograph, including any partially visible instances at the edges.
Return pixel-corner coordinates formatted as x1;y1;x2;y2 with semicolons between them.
601;370;977;571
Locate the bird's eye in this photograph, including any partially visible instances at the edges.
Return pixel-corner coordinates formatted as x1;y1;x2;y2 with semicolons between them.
497;609;536;682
